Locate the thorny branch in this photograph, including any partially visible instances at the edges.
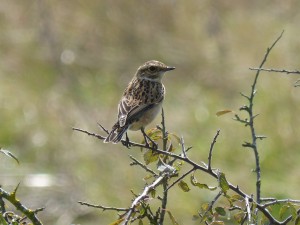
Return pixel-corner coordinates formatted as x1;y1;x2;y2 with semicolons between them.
237;30;284;206
74;125;293;225
78;201;128;212
129;155;158;176
249;67;300;75
123;173;170;225
208;129;220;171
73;30;300;225
158;108;169;225
199;191;222;222
0;186;44;225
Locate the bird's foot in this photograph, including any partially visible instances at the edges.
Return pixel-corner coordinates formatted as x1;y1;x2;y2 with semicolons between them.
122;133;132;149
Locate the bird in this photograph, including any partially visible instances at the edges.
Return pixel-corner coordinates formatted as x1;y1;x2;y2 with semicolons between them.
104;60;175;145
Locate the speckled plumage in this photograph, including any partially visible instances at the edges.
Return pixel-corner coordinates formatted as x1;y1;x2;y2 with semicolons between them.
104;60;175;143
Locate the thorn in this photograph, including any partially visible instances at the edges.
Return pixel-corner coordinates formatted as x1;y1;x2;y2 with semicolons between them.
97;123;109;134
12;183;21;198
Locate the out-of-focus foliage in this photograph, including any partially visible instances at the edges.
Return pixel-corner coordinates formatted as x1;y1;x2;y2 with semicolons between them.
0;1;300;224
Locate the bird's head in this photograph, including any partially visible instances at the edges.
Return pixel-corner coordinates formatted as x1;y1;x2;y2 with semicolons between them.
135;60;175;81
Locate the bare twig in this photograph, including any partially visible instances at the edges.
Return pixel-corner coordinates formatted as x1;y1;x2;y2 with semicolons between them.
208;129;220;171
245;197;252;223
123;174;166;225
129;155;158;176
180;137;187;158
97;122;109;134
72;127;106;140
262;199;300;208
78;201;129;212
166;167;196;191
242;30;284;206
249;67;300;75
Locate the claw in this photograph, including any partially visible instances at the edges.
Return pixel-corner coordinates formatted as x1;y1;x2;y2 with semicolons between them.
122;132;132;149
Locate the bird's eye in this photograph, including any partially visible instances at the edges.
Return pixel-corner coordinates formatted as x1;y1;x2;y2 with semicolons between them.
149;66;156;72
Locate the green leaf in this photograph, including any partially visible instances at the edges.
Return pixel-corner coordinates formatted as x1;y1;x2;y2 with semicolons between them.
279;203;297;219
143;174;154;180
169;133;181;144
218;172;229;194
178;180;190;192
190;174;217;191
279;205;288;219
149;189;156;198
109;218;124;225
201;202;210;211
233;212;245;223
216;109;233;117
139;205;146;216
138;219;144;225
295;216;300;225
173;161;183;171
146;128;163;141
0;149;19;164
167;210;180;225
215;207;226;216
230;194;244;202
0;214;8;225
143;150;159;165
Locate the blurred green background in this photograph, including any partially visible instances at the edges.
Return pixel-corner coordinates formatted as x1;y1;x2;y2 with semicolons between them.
1;0;300;224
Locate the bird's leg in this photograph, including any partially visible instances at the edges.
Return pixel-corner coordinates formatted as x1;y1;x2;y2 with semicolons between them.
122;132;131;149
141;127;157;149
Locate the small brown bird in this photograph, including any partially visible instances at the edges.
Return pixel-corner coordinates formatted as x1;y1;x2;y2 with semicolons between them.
104;60;175;144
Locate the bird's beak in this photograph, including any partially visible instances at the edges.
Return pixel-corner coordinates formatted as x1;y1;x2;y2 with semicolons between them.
165;66;175;71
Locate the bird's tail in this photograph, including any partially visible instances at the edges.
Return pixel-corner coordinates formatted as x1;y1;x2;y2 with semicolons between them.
104;123;129;143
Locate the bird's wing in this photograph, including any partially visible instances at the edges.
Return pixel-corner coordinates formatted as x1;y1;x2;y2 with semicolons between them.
117;95;162;128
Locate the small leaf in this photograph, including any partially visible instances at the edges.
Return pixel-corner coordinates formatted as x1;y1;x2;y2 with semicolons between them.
201;202;210;211
233;212;245;223
143;174;154;180
149;189;156;198
178;180;190;192
139;219;144;225
143;150;159;165
230;194;244;202
295;216;300;225
290;204;297;219
167;210;180;225
146;128;163;141
279;205;289;219
139;205;146;216
210;221;225;225
169;133;181;144
190;174;217;191
218;172;229;194
215;207;226;216
109;218;124;225
0;149;19;164
192;214;200;221
279;203;297;219
216;110;233;117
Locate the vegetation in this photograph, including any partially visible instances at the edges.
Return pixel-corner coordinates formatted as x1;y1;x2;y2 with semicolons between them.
1;1;300;224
